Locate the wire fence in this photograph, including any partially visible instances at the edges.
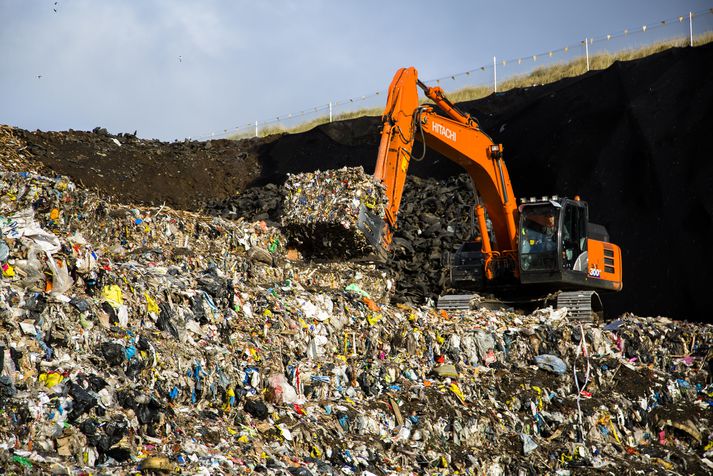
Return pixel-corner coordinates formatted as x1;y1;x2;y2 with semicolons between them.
194;8;713;141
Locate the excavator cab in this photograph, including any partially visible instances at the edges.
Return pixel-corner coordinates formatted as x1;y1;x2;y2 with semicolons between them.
448;198;592;289
517;197;621;295
516;198;605;320
519;202;561;272
519;198;588;274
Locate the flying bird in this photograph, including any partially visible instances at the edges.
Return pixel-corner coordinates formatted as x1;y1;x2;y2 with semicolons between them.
178;56;182;63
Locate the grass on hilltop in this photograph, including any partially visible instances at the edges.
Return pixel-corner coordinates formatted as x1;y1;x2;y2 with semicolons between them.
230;32;713;140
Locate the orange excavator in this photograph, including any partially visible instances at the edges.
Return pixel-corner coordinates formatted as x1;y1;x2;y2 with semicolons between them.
357;67;622;319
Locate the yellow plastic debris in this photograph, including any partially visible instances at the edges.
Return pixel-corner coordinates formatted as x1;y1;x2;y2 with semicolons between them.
144;292;159;314
366;313;382;325
449;382;466;404
101;284;123;307
2;264;15;277
39;372;64;387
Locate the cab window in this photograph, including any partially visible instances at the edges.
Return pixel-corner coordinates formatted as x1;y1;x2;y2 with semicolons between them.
520;205;558;271
561;202;587;271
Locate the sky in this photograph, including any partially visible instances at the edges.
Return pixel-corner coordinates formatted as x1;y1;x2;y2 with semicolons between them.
1;0;711;141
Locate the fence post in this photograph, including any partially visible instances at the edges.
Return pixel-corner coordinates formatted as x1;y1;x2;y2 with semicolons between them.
493;56;497;93
255;121;258;138
329;102;333;123
585;37;590;72
689;11;694;47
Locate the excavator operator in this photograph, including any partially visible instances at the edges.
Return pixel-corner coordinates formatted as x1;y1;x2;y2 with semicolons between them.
542;211;557;245
519;207;559;271
523;209;557;253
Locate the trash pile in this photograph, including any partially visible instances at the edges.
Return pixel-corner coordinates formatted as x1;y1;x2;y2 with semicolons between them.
207;183;283;224
210;173;477;304
0;158;712;475
281;167;387;257
385;175;476;303
1;125;42;175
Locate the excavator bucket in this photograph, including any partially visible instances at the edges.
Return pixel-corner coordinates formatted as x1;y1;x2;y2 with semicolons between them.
356;203;386;252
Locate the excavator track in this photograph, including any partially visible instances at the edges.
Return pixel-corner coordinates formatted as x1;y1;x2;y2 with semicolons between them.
554;290;603;322
437;294;483;311
437;290;603;323
436;293;529;312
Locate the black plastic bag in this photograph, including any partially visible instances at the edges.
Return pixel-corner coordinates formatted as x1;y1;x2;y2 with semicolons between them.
244;399;268;420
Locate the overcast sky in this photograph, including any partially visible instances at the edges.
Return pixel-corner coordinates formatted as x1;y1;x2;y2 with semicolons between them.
1;0;711;141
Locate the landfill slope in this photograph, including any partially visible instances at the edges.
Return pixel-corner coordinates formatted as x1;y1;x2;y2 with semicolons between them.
4;43;713;321
1;154;713;474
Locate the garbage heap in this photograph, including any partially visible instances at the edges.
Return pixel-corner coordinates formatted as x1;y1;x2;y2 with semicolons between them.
384;174;476;303
210;172;477;304
2;161;713;475
1;125;42;175
281;167;388;258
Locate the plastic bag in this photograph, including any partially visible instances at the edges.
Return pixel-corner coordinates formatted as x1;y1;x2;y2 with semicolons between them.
14;245;44;288
46;252;73;294
101;284;124;308
534;354;567;374
268;373;298;404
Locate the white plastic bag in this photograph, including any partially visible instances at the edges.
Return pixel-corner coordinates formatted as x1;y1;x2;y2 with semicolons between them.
268;373;298;404
45;252;73;294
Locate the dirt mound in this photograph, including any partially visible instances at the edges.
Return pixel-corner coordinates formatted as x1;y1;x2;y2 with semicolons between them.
8;127;272;210
4;43;712;320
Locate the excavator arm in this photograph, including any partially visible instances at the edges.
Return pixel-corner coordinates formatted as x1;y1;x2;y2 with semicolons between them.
368;67;520;279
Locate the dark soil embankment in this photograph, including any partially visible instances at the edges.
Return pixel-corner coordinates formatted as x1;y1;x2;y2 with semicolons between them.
6;43;713;320
9;128;272;210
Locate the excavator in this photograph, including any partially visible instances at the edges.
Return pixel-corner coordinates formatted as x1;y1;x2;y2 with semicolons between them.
357;67;622;320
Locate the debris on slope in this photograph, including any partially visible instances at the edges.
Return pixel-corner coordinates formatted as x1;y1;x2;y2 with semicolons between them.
0;125;42;174
2;160;713;475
